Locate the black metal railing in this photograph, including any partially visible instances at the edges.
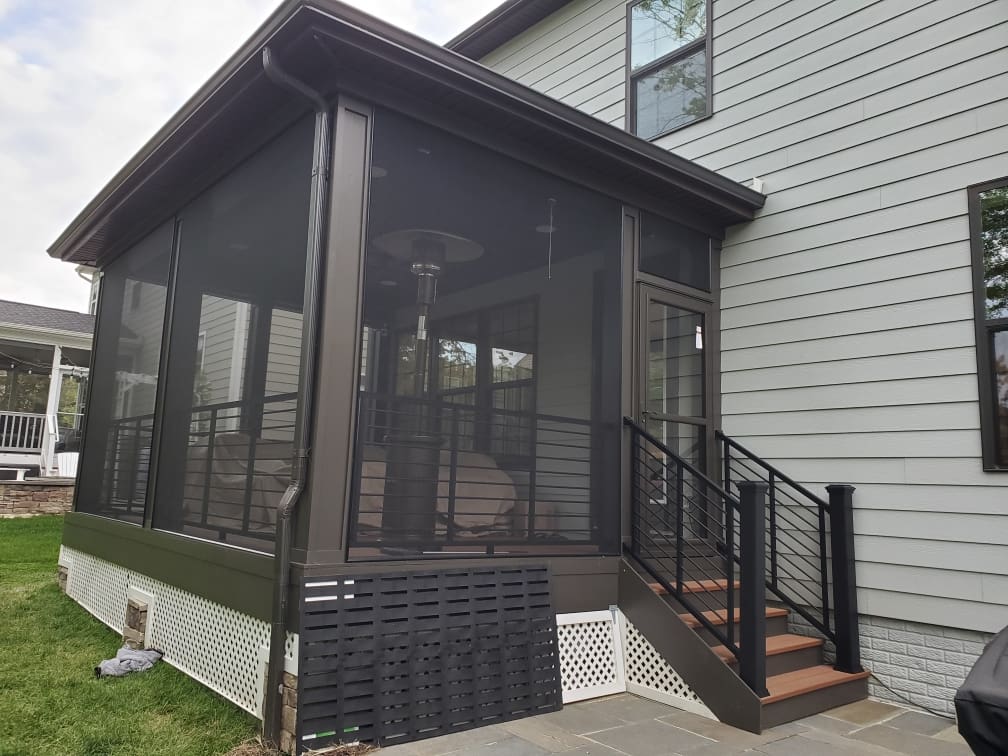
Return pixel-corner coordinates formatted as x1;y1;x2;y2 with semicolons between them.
718;431;862;674
625;417;769;696
100;393;298;542
101;413;156;519
181;392;298;542
348;392;605;557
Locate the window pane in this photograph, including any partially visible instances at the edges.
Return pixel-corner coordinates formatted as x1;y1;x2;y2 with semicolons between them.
639;212;710;290
76;222;173;523
635;48;708;139
351;109;622;558
631;0;707;70
151;118;313;552
981;185;1008;319
993;330;1008;467
647;303;704;420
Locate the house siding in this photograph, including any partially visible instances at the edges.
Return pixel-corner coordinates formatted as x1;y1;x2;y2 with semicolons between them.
478;1;1008;635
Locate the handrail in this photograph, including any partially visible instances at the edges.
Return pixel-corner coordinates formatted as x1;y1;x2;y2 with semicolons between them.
624;416;770;695
624;417;739;508
716;430;828;510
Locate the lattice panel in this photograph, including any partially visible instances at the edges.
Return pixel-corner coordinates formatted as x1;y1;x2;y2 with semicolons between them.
619;612;714;719
61;547;295;717
298;566;562;754
65;548;132;631
556;611;625;703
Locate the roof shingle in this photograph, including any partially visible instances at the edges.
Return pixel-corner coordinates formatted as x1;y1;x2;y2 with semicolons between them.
0;300;94;335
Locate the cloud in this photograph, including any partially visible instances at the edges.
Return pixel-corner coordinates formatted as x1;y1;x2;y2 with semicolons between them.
0;0;500;313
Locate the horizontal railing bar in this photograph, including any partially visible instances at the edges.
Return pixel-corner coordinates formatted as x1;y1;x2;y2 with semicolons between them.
719;431;828;510
626;417;739;509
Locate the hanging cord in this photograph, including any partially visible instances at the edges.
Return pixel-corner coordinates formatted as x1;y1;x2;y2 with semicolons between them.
868;672;956;721
546;198;556;280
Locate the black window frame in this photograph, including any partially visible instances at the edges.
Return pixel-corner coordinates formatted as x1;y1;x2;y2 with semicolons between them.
626;0;713;141
390;297;539;469
969;176;1008;471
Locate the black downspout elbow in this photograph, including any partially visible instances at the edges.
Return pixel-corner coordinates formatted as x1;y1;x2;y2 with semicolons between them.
261;46;331;750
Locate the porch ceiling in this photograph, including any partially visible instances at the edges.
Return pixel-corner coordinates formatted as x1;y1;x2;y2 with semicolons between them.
47;0;765;268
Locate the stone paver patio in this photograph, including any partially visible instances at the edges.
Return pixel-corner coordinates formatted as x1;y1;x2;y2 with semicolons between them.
373;694;972;756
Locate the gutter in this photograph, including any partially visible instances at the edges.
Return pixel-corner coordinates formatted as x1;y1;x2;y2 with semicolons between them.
260;46;331;748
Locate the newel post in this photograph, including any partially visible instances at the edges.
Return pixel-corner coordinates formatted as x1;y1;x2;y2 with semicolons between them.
738;481;769;698
827;484;863;674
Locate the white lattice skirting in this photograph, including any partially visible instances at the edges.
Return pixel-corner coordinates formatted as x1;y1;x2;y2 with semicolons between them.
59;545;295;718
556;608;714;719
61;546;711;721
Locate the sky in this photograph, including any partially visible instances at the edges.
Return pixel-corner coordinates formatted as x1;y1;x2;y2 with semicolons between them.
0;0;502;314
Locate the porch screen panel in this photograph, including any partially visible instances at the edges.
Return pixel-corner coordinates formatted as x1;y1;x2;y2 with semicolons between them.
151;117;313;553
76;222;174;522
349;109;622;559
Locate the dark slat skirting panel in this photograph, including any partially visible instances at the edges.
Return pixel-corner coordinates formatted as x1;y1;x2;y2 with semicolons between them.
297;565;562;752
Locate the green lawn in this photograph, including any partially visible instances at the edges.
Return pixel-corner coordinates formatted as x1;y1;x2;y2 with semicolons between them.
0;516;260;756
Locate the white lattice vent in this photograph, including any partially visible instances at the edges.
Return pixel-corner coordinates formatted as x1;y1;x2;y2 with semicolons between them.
619;612;714;719
556;611;625;703
62;546;296;718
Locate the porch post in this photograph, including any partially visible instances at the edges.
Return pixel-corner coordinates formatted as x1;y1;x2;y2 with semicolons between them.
738;480;769;698
42;344;63;475
827;484;863;674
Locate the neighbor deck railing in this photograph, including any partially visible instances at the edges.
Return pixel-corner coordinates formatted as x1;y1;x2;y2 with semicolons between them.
0;411;46;453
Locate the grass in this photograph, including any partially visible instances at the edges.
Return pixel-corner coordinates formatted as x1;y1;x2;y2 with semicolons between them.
0;516;260;756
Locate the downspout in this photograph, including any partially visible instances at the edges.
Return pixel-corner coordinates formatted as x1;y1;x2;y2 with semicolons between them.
261;46;331;748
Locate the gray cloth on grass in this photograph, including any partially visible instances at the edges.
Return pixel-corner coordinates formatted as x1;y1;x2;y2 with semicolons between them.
95;646;164;678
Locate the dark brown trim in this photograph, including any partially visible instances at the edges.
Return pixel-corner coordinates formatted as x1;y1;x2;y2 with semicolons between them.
71;270;104;515
620;207;638;548
297;96;374;562
142;217;183;529
292;554;619;614
968;175;1008;471
626;0;714;141
62;511;274;620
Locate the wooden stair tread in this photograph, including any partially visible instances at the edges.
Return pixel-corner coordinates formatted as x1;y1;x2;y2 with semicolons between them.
710;633;824;662
762;665;871;704
678;606;788;629
648;579;740;596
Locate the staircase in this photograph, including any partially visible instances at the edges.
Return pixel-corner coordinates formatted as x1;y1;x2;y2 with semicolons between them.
620;418;869;732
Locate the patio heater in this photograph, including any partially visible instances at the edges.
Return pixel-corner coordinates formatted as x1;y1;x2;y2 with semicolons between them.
373;229;483;545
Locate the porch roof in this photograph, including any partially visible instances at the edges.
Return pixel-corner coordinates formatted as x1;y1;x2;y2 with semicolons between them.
47;0;765;267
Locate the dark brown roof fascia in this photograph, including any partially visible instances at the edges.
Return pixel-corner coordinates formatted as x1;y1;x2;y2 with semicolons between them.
48;0;764;264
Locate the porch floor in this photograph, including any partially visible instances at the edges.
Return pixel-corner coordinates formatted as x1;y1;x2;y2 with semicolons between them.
373;694;971;755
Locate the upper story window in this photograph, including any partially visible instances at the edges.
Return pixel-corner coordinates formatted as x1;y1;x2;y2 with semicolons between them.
628;0;711;140
970;179;1008;470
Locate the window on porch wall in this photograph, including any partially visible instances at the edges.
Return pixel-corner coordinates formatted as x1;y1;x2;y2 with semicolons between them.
348;109;622;560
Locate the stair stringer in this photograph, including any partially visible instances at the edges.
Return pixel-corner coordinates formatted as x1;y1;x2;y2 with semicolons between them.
618;560;763;733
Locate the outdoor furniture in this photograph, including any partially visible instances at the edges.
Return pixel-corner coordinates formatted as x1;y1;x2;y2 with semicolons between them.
956;625;1008;756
